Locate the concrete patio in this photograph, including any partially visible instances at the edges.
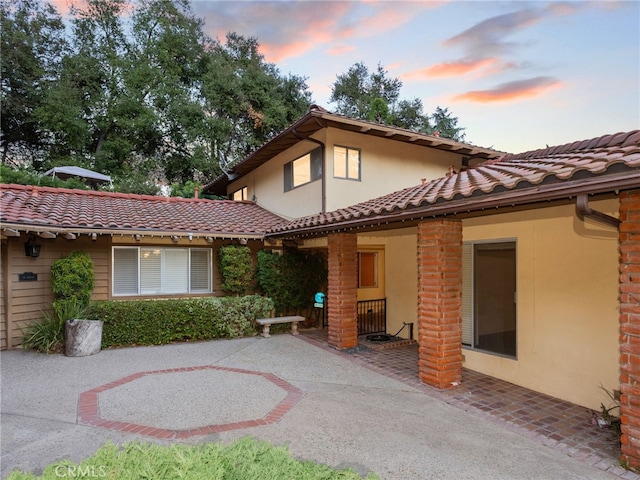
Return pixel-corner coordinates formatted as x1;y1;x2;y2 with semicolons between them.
1;333;636;479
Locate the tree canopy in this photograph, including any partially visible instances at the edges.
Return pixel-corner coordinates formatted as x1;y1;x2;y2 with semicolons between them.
1;0;311;192
2;2;468;195
329;62;466;141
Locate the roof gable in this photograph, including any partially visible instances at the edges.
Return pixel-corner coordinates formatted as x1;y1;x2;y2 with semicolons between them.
204;106;505;195
1;184;286;239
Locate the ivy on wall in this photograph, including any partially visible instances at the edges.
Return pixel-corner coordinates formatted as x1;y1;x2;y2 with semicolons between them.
256;248;327;316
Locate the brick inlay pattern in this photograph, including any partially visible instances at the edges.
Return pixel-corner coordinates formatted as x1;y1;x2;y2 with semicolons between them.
620;189;640;469
77;365;303;439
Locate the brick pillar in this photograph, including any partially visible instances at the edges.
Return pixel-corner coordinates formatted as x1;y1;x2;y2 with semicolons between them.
417;219;463;389
619;190;640;469
327;233;358;349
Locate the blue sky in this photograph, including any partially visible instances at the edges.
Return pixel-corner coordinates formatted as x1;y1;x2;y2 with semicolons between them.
192;0;639;154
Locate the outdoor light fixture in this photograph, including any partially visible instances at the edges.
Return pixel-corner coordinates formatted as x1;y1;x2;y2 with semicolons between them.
24;237;41;258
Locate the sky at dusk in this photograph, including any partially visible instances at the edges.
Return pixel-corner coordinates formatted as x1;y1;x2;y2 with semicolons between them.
52;0;640;154
192;0;639;154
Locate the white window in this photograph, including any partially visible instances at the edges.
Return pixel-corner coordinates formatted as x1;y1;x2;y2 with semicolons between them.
334;146;360;181
113;247;212;296
462;241;517;358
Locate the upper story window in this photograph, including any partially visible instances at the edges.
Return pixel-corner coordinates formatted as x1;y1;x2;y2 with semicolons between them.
112;247;212;296
284;147;322;192
230;186;248;201
334;146;360;181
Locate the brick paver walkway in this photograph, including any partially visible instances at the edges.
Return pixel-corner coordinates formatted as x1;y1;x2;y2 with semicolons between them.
300;329;623;473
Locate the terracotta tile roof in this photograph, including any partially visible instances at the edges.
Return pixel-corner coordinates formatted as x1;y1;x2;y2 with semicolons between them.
268;130;640;237
1;184;286;238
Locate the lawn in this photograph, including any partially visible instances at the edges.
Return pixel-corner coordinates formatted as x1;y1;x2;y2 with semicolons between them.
6;437;378;480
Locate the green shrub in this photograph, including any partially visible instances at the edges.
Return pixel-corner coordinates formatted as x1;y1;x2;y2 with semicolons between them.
218;245;254;295
21;300;88;353
89;295;274;348
257;249;327;316
6;437;378;480
50;251;95;310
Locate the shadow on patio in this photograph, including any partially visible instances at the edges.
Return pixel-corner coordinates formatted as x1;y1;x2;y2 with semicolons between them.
299;328;621;468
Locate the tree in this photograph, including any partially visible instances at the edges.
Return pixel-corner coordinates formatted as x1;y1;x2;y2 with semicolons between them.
1;0;68;166
431;107;466;142
201;33;311;172
2;0;312;192
330;62;400;120
330;62;467;140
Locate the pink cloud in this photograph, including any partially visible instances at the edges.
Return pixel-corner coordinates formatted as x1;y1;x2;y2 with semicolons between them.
194;1;431;64
326;44;356;56
408;58;499;79
453;77;562;103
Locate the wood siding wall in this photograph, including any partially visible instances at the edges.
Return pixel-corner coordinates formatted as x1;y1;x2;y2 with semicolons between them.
1;234;264;350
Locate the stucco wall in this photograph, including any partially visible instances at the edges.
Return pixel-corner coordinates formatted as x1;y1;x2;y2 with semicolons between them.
324;128;462;212
358;230;419;339
226;127;463;219
353;199;619;409
226;135;325;219
462;199;620;410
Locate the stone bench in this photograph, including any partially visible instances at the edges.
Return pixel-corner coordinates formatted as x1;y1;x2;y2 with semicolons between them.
256;315;304;338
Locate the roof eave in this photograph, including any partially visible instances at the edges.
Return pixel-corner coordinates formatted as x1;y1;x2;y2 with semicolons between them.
266;171;640;239
0;223;268;240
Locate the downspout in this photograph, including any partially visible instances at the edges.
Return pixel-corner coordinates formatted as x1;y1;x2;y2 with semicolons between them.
293;129;326;213
576;194;621;229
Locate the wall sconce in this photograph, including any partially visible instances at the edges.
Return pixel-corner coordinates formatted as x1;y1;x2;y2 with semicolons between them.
24;237;41;258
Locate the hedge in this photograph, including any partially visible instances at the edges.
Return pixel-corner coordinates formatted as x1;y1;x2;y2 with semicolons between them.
89;295;274;348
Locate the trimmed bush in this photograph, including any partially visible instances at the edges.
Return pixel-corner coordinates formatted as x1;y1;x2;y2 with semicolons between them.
218;245;254;295
89;295;274;348
50;251;95;310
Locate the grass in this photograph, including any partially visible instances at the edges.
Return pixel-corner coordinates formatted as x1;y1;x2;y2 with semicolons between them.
6;437;379;480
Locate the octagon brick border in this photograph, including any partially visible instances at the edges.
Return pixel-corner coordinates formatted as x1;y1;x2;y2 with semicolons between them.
77;365;303;439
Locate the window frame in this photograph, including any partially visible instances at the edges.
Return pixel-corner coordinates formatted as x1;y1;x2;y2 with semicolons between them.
230;186;248;201
284;147;322;192
462;239;517;359
333;145;361;181
112;246;212;297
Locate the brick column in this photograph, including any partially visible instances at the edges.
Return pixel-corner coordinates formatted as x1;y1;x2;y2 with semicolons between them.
417;219;463;389
619;190;640;469
327;233;358;349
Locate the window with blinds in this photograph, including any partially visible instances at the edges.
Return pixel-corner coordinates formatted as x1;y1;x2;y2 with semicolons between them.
113;247;212;296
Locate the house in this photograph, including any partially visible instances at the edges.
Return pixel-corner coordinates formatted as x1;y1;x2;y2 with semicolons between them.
0;185;286;350
204;105;504;216
262;128;640;468
204;105;504;305
3;107;493;349
3;105;640;466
